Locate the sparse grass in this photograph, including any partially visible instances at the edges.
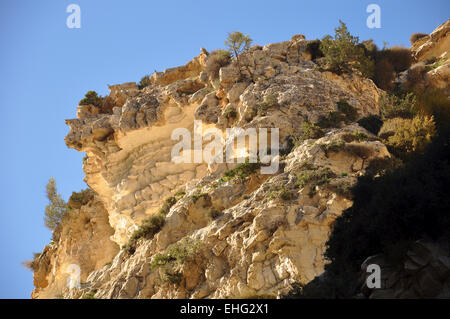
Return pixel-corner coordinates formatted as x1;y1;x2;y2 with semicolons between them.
220;160;260;183
123;195;181;254
267;185;293;201
330;180;353;199
256;94;278;116
318;138;346;156
163;271;183;284
150;238;201;285
424;59;445;72
190;192;208;203
296;122;325;145
150;239;200;270
350;130;369;142
379;92;416;120
296;166;336;197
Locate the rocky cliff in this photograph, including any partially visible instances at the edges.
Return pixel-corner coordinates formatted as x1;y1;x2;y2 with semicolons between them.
32;21;449;299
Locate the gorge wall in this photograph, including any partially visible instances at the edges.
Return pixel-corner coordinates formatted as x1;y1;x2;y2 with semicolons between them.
31;20;450;299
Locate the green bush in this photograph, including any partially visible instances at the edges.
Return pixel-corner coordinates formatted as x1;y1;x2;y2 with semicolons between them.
296;166;336;197
298;121;325;143
44;178;70;231
384;115;436;160
320;21;374;77
124;195;181;254
379;92;416;119
347;130;369;142
318;138;346;156
279;187;293;201
150;238;201;270
413;88;450;132
220;160;260;182
225;31;253;79
82;291;97;299
138;75;152;89
79;91;103;107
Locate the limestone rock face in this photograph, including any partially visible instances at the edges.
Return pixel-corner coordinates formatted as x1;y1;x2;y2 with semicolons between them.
32;196;119;299
411;19;450;62
35;33;395;299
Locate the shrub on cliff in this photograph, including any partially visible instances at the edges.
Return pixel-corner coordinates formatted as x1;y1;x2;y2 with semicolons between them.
124;194;182;254
413;88;450;131
44;178;70;231
138;75;152;89
220;160;260;182
320;21;374;77
205;49;231;80
21;252;41;271
379;92;416;119
225;31;253;79
79;91;103;107
68;188;96;209
383;115;436;160
298;121;324;143
410;32;428;45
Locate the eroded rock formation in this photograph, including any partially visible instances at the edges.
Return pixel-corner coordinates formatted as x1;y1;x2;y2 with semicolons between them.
32;22;449;299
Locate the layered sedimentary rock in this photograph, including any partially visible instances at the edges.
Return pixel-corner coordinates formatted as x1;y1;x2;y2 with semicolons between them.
32;196;119;299
32;23;448;299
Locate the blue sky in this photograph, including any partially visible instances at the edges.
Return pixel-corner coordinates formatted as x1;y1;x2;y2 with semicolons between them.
0;0;448;299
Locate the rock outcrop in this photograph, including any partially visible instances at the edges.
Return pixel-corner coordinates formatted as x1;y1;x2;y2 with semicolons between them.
31;21;449;299
411;19;450;62
32;196;119;299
